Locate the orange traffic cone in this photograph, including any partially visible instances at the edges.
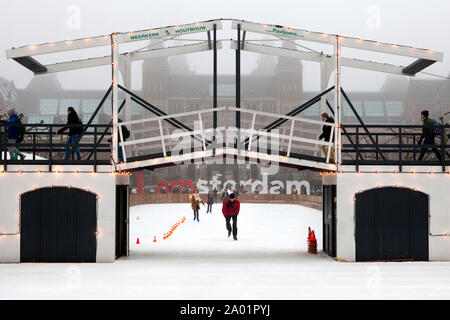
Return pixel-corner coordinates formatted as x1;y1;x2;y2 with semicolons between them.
136;237;140;245
153;236;157;243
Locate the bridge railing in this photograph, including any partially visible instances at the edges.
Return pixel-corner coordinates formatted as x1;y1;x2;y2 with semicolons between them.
0;123;112;171
342;124;450;170
117;106;337;166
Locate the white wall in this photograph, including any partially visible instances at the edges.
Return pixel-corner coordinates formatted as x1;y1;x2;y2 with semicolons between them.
0;165;128;263
336;166;450;261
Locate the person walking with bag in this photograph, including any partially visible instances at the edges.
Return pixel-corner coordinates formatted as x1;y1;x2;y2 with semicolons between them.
57;107;83;160
191;189;205;222
222;193;240;241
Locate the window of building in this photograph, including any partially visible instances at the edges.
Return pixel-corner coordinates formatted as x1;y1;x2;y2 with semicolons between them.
82;114;98;124
385;101;404;117
343;100;363;117
82;99;101;114
132;101;142;116
304;104;320;117
210;84;235;97
364;101;385;117
39;99;58;115
0;86;9;100
59;99;80;115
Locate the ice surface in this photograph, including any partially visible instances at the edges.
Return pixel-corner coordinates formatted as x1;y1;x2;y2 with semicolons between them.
1;203;450;300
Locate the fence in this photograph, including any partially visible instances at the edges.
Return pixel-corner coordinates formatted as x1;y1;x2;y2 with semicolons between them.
130;193;323;210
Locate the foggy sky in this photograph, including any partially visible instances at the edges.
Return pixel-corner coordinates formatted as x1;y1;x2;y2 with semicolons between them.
1;0;449;91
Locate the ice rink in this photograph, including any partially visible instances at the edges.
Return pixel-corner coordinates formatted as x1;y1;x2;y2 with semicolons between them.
1;203;450;299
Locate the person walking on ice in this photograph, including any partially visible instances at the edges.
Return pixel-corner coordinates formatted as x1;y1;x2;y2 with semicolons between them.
191;189;205;222
206;190;214;213
222;193;240;241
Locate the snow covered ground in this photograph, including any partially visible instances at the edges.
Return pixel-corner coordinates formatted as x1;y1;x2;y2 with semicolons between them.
1;203;450;299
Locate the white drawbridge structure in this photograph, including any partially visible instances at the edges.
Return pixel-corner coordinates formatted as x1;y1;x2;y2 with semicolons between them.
1;19;448;263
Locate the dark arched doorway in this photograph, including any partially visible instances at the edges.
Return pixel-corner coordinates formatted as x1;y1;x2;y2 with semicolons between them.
20;187;97;262
355;187;429;261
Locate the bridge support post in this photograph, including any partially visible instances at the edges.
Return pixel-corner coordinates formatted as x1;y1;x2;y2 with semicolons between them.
235;23;241;148
111;34;119;165
333;36;342;167
213;24;218;148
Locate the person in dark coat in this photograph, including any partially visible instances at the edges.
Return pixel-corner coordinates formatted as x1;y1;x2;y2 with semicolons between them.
108;119;130;163
318;113;335;161
206;190;214;213
191;189;205;222
418;110;443;162
222;193;240;240
57;107;83;160
1;108;25;160
213;188;218;203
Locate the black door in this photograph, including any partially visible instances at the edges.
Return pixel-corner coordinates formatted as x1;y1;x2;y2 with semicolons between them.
116;185;129;258
355;187;428;261
323;185;336;257
20;187;97;262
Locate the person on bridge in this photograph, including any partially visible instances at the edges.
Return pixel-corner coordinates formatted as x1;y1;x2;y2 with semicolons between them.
318;113;335;161
418;110;443;162
57;107;83;160
191;189;205;222
222;193;240;241
1;108;26;160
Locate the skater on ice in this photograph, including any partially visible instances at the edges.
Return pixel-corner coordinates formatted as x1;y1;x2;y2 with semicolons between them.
206;190;214;213
222;193;240;241
221;188;230;203
191;189;205;222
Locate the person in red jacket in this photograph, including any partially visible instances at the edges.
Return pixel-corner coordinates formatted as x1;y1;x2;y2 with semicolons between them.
222;193;240;240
